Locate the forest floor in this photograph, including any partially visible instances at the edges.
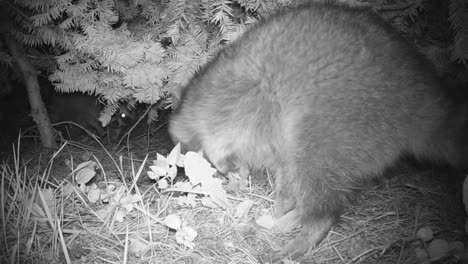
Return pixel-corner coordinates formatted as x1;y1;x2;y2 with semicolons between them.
0;112;466;264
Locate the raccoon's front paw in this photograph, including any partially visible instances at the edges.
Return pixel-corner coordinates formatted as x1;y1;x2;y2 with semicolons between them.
258;236;314;264
259;216;334;263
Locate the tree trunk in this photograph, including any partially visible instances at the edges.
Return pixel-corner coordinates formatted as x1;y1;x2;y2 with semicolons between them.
3;38;57;149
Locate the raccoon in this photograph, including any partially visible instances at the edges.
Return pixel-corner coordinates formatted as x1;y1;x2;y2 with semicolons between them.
168;3;468;262
49;93;136;142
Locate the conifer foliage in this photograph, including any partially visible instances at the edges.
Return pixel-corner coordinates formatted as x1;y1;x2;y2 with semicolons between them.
0;0;467;128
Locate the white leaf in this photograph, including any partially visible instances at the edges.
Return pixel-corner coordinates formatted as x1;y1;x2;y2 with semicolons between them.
256;213;276;230
147;171;159;180
124;202;135;212
149;162;168;177
79;183;86;192
235;200;253;219
75;167;96;184
184;151;216;186
115;208;127;222
101;185;115;202
176;153;185;167
165;214;182;230
120;194;142;205
201;177;229;209
88;184;101;203
75;160;96;171
177;196;188;206
158;178;169;189
153;159;168;170
201;196;218;209
128;238;149;257
167;143;181;166
95;207;112;219
187;193;197;208
156;153;167;162
177;194;198;208
61;183;74;197
175;226;197;248
109;186;126;205
174;181;193;190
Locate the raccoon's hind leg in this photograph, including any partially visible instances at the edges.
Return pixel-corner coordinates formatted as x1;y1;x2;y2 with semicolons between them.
263;143;384;262
263;165;347;262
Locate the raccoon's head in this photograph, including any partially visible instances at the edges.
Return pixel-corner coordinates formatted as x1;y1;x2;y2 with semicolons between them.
107;104;137;142
110;104;137;128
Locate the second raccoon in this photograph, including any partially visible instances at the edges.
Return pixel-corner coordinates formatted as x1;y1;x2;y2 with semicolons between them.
169;2;468;262
49;93;136;142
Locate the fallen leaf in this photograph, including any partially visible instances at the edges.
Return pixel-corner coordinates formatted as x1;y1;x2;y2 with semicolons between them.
87;184;101;203
416;227;433;242
147;170;159;180
165;214;182;230
201;196;218;209
177;194;197;208
128;238;149;257
75;167;96;184
414;248;428;263
30;203;45;218
75;160;97;171
175;225;197;248
167;143;181;166
427;239;450;260
184;151;216;186
157;178;169;189
61;183;74;197
115;208;127;222
235;200;254;219
149;162;168;177
201;177;230;209
256;213;276;230
176;153;185;167
81;152;92;161
256;210;301;232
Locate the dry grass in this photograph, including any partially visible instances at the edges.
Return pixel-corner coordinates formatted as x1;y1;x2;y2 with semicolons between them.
0;133;465;264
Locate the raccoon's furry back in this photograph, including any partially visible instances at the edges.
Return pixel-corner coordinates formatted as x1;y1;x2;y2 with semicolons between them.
170;4;466;171
169;3;468;261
